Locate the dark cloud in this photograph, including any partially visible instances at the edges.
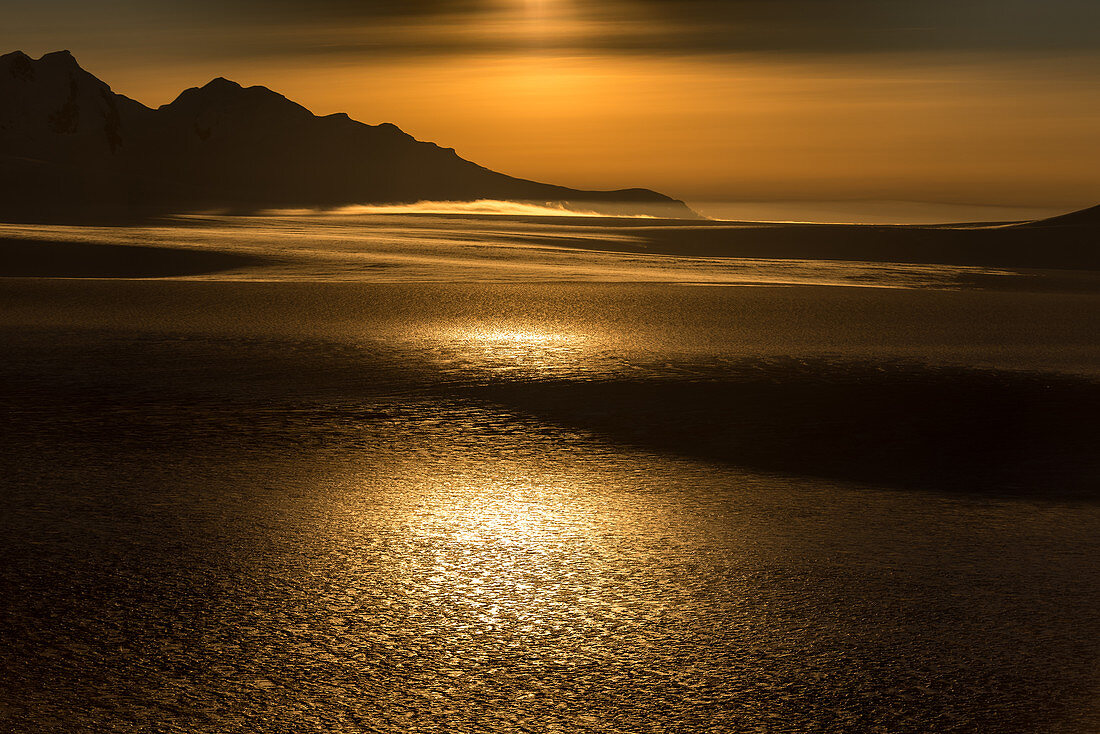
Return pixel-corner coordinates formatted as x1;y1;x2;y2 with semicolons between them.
605;0;1100;55
208;0;488;20
8;0;1100;59
214;0;1100;58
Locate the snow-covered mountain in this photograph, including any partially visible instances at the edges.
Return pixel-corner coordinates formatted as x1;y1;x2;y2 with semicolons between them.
0;50;696;220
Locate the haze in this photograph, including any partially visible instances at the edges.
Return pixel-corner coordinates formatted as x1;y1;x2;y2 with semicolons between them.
7;0;1100;213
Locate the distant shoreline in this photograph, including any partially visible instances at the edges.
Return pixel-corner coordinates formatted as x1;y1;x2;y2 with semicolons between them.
2;214;1097;288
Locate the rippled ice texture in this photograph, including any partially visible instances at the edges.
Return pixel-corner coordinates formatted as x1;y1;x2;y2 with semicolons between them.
1;224;1099;733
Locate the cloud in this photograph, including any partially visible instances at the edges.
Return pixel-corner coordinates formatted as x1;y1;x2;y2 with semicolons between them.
551;1;1100;58
207;0;1100;56
226;0;487;19
8;0;1100;63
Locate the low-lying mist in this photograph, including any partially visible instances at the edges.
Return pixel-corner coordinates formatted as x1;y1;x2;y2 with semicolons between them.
263;200;658;219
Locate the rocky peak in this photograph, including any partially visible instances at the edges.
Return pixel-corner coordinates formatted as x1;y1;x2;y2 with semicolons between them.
0;50;125;152
166;77;308;112
38;49;79;66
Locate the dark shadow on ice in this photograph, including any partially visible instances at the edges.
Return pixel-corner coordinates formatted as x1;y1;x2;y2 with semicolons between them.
0;238;267;278
461;360;1100;499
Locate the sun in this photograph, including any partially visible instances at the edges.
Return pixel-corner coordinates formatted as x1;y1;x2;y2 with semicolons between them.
521;0;569;28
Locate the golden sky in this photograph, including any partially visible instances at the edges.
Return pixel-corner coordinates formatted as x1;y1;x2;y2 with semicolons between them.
7;0;1100;208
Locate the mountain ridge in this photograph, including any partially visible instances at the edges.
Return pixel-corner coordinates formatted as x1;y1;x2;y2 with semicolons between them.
0;50;697;221
1019;204;1100;228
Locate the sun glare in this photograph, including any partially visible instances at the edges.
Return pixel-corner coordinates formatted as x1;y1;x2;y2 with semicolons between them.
524;0;552;15
435;325;589;378
517;0;577;41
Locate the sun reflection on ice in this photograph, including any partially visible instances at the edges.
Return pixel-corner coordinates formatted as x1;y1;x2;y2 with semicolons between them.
423;323;610;379
464;326;573;365
363;455;687;655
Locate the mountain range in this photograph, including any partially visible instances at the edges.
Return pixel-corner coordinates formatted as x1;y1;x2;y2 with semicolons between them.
0;50;696;221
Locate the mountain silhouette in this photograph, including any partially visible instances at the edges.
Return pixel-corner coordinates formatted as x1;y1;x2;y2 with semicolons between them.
0;50;696;221
1022;203;1100;228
